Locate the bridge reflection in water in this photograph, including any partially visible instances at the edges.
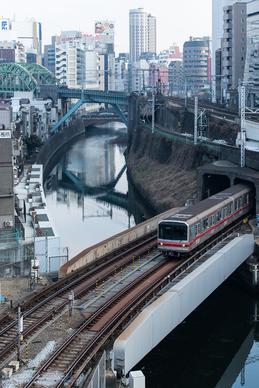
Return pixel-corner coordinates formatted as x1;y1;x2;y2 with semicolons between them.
45;132;154;257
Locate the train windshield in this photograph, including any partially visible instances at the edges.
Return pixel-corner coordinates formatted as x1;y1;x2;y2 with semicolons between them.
159;222;188;241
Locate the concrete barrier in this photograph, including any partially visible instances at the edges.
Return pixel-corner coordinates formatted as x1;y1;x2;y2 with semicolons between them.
59;207;183;277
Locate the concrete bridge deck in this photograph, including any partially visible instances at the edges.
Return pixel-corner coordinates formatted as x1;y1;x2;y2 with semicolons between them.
113;232;254;376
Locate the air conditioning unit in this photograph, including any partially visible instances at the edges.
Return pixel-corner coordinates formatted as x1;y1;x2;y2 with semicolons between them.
3;220;13;228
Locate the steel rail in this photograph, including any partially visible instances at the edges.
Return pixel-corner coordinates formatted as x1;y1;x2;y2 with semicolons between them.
0;233;157;364
24;221;243;387
23;258;170;388
63;226;244;387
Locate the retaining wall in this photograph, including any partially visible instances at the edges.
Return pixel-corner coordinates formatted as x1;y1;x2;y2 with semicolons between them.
59;207;182;277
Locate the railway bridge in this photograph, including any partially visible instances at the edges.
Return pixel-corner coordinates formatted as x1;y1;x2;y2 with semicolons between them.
0;178;256;387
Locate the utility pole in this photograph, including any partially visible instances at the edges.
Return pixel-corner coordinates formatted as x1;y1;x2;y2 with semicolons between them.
68;291;74;317
240;85;246;168
151;67;155;134
17;305;23;362
194;96;198;145
151;89;155;134
184;78;187;109
45;234;49;273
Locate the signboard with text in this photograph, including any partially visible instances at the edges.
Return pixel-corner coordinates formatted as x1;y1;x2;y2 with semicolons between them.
0;19;10;31
0;130;11;139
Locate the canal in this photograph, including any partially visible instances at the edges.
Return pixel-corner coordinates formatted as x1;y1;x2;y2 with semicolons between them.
45;124;259;388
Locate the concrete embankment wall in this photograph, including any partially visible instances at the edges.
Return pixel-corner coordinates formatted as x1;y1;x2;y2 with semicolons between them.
59;207;182;277
126;121;259;214
36;119;85;180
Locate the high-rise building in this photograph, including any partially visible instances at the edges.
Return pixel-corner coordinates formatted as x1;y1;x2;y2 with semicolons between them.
221;1;247;104
147;15;156;54
43;36;56;75
183;37;211;94
244;0;259;106
211;0;250;101
129;8;157;64
168;59;184;96
55;42;85;88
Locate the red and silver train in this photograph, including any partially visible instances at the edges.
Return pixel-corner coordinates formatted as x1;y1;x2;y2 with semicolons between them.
158;184;253;257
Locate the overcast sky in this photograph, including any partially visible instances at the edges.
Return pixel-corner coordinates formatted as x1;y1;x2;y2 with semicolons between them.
1;0;212;53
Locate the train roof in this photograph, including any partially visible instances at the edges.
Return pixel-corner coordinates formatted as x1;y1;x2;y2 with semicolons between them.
161;184;249;224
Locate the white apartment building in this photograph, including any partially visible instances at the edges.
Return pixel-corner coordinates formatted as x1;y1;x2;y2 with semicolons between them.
129;60;149;92
55;41;85;88
129;8;157;63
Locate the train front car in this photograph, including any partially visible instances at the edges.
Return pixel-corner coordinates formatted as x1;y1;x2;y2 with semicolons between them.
158;218;190;257
158;184;252;258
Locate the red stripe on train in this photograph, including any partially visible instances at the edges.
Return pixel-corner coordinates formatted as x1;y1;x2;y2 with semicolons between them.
158;205;249;248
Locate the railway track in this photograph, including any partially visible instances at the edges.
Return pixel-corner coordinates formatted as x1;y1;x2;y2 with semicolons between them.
23;222;244;388
0;232;157;368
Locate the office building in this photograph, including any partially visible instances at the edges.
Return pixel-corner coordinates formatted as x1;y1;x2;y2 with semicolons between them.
244;0;259;106
129;8;157;63
221;1;247;104
211;0;250;101
43;36;56;74
183;36;211;94
168;59;184;96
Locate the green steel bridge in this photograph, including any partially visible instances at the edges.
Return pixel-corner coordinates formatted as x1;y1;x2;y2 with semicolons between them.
0;62;56;93
0;63;128;132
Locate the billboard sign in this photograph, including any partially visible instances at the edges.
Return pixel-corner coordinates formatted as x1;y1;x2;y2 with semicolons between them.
0;19;10;31
95;21;114;36
0;130;11;139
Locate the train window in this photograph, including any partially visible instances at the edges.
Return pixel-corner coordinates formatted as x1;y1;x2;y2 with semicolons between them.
190;225;196;239
159;222;188;241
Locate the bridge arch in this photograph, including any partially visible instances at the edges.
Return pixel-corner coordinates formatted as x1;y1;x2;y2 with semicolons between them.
0;62;56;93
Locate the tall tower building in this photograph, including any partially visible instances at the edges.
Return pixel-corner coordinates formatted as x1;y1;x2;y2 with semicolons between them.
147;14;156;54
211;0;250;101
221;2;247;104
129;8;156;63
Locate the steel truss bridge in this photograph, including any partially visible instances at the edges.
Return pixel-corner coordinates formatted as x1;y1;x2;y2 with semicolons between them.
0;63;56;93
0;63;128;133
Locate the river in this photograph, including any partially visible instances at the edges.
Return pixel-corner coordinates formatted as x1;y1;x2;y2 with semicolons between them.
45;124;259;388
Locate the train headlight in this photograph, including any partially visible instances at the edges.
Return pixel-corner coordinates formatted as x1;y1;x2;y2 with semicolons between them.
160;242;163;246
182;244;186;247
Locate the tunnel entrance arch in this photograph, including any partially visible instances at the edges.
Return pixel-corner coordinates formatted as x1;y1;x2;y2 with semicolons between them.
198;161;259;216
202;174;230;199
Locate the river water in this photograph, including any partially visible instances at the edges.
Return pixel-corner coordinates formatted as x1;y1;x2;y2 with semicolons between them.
45;125;259;388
